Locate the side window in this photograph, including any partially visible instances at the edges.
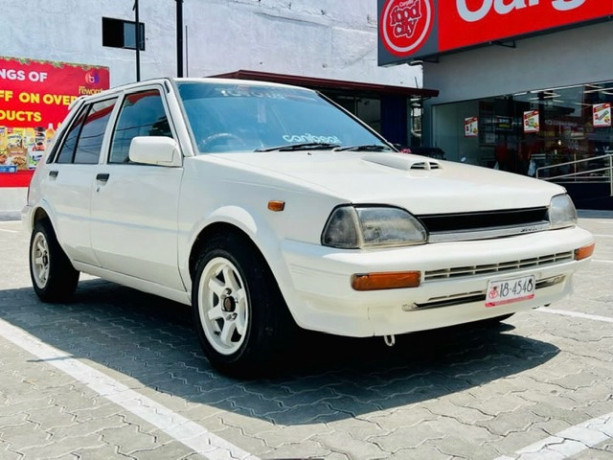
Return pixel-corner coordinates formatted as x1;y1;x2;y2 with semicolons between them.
109;89;172;164
55;98;117;164
56;108;87;164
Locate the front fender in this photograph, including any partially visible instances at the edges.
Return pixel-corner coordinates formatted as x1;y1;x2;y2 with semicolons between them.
178;205;290;298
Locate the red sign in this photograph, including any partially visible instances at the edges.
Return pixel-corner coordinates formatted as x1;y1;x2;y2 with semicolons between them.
379;0;434;56
0;56;110;187
379;0;613;65
0;56;109;129
440;0;613;53
523;110;540;133
593;103;611;128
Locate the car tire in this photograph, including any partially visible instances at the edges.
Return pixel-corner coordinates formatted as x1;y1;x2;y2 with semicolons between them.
29;220;79;302
192;233;295;377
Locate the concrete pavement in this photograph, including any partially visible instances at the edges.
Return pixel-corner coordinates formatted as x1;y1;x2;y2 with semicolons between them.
0;211;612;459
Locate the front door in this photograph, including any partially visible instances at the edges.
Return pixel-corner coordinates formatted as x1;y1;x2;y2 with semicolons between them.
89;87;185;292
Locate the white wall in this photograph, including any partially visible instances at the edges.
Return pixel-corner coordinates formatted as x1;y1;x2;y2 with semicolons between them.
421;21;613;146
0;0;421;89
423;22;613;106
0;0;421;213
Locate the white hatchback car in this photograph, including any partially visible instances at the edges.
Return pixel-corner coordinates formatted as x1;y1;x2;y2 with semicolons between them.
23;78;594;376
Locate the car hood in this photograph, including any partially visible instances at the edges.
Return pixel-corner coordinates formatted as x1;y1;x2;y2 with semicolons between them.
206;151;565;215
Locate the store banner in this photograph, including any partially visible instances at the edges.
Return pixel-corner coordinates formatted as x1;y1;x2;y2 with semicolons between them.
0;56;109;187
464;117;478;137
593;103;611;128
378;0;613;65
523;110;539;133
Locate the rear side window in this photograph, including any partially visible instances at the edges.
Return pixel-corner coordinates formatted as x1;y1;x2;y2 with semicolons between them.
109;89;172;163
55;98;117;164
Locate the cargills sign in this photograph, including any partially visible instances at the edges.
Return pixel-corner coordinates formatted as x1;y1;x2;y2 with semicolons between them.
378;0;613;65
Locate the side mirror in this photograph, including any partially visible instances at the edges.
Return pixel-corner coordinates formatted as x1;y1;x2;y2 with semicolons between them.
129;136;182;167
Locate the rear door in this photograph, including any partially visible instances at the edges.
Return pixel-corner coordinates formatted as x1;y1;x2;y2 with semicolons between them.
42;97;117;266
89;86;185;291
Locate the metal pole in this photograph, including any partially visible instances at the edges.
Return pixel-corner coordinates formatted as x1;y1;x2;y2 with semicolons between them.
176;0;184;77
185;25;189;77
134;0;141;82
609;154;612;197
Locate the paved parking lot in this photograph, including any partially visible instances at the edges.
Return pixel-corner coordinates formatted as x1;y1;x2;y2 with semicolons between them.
0;211;612;459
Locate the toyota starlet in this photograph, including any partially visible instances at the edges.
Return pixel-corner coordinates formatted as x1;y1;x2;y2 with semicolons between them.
22;78;595;376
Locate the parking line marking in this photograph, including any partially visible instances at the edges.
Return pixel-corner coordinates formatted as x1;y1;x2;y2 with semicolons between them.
539;308;613;323
592;259;613;264
495;411;613;459
0;317;260;460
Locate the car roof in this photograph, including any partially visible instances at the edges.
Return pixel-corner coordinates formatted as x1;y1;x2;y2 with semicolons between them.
69;77;311;110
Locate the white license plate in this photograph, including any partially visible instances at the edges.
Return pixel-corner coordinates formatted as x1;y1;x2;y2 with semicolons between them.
486;275;535;307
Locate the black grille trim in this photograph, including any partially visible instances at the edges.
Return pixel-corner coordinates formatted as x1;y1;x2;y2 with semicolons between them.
418;207;549;233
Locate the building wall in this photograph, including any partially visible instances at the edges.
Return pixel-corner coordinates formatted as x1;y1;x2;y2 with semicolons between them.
1;0;420;88
422;22;613;146
423;22;613;106
0;0;419;213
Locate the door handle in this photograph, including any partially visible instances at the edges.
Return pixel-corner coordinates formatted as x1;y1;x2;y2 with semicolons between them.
49;170;58;179
96;173;110;183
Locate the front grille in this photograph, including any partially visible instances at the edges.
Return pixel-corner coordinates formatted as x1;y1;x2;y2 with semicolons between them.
424;251;574;281
419;207;549;233
417;207;551;242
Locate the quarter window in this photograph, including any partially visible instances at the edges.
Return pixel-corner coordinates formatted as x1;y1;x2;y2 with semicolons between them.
109;89;172;163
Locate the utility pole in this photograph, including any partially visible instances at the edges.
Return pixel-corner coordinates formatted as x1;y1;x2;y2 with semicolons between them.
176;0;184;77
134;0;141;82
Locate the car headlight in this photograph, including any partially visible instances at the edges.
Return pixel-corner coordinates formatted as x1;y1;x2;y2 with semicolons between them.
321;205;427;249
549;194;577;229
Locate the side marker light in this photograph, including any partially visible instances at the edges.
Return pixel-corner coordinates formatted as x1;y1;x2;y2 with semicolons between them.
268;200;285;212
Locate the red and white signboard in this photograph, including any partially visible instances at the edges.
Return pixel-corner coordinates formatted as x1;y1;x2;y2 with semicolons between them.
379;0;434;56
593;103;611;128
0;56;109;187
523;110;540;133
379;0;613;65
464;116;478;137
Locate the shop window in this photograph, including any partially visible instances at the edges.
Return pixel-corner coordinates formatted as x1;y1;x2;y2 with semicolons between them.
102;17;145;51
433;82;613;177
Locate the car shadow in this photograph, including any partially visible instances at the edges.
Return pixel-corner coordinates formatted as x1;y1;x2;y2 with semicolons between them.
0;279;560;425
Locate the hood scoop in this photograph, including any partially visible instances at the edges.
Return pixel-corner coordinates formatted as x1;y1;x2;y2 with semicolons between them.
362;153;441;171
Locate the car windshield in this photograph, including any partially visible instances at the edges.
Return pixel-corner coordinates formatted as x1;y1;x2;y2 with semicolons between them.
176;81;391;154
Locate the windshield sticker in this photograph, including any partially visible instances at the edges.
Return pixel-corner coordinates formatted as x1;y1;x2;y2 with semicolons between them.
283;133;341;144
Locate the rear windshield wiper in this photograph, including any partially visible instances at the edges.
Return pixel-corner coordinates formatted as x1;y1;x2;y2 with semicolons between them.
333;144;393;152
255;142;340;152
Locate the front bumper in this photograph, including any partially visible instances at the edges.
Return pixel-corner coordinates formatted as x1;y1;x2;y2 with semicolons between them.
278;227;594;337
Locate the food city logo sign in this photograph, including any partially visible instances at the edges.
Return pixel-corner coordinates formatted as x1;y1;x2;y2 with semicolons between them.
378;0;613;65
379;0;434;56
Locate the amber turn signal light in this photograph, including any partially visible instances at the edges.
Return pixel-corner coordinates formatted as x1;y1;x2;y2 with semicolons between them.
267;200;285;212
575;243;595;261
351;271;421;291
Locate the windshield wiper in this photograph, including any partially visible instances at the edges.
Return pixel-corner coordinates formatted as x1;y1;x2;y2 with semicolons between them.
255;142;341;152
334;144;392;152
